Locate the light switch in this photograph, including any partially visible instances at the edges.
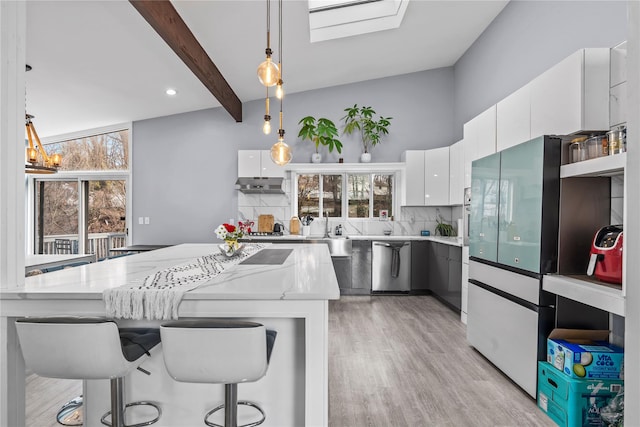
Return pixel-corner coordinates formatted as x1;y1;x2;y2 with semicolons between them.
138;217;144;225
144;217;150;225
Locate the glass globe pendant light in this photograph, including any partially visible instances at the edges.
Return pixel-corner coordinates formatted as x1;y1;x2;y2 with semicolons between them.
257;0;279;87
271;122;291;166
270;0;291;166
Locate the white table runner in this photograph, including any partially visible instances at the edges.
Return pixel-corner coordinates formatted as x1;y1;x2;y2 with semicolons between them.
103;243;266;320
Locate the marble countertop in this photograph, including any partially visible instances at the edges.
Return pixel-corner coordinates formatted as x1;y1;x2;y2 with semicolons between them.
243;234;464;247
2;243;340;301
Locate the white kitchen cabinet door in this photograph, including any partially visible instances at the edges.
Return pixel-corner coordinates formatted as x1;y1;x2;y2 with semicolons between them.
402;150;426;205
463;105;496;188
449;140;464;205
530;48;610;138
497;84;531;151
424;146;450;206
238;150;262;177
610;82;627;127
260;150;285;178
610;41;627;88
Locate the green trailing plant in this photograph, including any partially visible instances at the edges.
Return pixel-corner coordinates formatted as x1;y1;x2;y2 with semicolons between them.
341;104;392;153
435;210;455;236
297;116;342;154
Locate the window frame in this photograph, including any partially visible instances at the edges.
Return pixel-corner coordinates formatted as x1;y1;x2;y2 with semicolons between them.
291;163;403;220
26;123;132;255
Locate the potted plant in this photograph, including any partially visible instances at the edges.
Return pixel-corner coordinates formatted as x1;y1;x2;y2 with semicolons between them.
341;104;392;163
298;116;342;163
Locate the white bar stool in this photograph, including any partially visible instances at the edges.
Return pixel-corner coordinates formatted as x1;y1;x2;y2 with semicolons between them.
160;320;277;427
15;317;162;427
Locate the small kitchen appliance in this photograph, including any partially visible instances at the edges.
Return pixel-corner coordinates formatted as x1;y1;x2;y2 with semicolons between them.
587;225;623;284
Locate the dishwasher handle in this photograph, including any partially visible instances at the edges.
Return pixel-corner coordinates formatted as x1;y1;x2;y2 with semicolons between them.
373;242;410;248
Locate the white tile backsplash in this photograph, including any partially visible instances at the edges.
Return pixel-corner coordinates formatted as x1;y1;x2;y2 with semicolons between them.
611;175;624;198
611;197;624;225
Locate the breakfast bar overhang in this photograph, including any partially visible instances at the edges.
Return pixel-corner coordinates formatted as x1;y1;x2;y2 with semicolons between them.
1;243;340;427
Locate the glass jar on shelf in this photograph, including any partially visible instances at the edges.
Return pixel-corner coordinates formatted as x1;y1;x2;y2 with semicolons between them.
570;136;588;163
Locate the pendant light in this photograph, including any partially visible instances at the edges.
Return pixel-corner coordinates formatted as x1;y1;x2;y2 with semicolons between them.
257;0;279;87
262;87;271;135
275;0;284;100
270;0;291;166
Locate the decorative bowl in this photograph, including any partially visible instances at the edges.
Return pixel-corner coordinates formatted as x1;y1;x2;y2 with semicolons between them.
218;242;244;257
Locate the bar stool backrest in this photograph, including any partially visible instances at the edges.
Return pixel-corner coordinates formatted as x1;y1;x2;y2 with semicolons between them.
161;320;268;384
16;317;135;379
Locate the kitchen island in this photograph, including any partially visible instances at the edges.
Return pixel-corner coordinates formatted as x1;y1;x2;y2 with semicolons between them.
0;243;339;427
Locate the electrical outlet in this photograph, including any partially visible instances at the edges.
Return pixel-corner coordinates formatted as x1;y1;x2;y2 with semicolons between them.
138;217;144;225
144;217;150;225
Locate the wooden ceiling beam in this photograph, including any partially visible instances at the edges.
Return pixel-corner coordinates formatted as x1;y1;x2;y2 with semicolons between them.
130;0;242;122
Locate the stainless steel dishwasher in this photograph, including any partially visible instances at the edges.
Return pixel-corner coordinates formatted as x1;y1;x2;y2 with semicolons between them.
372;241;411;292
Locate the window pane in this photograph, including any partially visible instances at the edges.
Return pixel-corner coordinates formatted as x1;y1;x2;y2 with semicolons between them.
35;181;79;254
373;174;393;218
348;174;370;218
45;130;128;171
323;175;342;217
88;180;127;259
298;174;320;217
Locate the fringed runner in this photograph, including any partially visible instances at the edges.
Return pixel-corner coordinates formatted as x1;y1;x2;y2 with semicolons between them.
103;243;266;320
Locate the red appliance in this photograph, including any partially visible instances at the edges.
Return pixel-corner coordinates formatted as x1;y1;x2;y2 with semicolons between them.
587;225;623;284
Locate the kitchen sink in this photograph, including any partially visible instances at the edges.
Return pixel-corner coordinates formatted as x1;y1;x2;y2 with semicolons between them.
307;237;352;257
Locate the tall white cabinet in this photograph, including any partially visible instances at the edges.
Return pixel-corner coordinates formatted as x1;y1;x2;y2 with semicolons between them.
449;140;464;205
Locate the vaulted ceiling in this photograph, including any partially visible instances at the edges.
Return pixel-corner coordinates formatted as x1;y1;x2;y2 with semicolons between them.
25;0;508;138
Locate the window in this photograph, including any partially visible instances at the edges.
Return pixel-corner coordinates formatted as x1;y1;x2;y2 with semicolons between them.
30;126;130;259
296;172;394;219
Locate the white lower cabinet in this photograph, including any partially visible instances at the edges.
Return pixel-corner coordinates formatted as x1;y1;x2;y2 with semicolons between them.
466;283;541;398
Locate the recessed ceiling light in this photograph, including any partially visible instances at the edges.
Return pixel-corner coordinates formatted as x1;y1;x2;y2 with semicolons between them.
165;88;177;96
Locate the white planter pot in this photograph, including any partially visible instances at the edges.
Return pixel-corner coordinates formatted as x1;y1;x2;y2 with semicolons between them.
360;152;372;163
311;153;322;163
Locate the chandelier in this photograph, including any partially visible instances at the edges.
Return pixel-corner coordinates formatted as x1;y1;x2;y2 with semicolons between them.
259;0;291;166
25;114;61;174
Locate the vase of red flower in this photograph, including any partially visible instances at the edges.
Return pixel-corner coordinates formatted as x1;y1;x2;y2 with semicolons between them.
215;221;251;256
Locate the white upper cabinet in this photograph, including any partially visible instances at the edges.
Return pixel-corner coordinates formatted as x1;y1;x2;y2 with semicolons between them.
463;105;496;188
497;84;531;151
610;41;627;88
238;150;285;178
402;150;426;206
403;148;451;206
449;140;464;205
260;150;285;178
424;147;450;206
530;48;610;137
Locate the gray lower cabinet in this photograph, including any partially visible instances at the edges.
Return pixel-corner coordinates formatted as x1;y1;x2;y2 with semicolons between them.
428;242;462;311
349;240;372;294
411;241;429;291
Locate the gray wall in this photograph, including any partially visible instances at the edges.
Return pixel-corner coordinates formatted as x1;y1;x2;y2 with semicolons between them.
132;68;454;244
451;0;627;275
453;0;627;140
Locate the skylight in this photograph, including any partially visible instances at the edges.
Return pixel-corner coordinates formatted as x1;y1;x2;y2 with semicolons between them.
308;0;409;43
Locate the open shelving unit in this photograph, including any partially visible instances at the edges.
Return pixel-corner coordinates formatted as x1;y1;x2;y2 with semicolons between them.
545;152;626;316
543;274;624;317
560;152;626;178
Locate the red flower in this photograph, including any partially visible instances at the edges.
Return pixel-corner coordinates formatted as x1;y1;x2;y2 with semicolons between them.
223;223;236;233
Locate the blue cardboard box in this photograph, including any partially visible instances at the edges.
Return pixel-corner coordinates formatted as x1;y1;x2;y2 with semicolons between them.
547;329;624;379
537;362;624;427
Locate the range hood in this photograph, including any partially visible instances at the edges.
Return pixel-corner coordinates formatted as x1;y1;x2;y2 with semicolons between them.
235;177;285;194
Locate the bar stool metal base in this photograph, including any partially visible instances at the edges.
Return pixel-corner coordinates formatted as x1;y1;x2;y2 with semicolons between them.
204;384;265;427
56;395;83;426
100;378;161;427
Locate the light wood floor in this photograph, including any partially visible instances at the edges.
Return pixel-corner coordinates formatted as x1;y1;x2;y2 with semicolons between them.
26;295;554;426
